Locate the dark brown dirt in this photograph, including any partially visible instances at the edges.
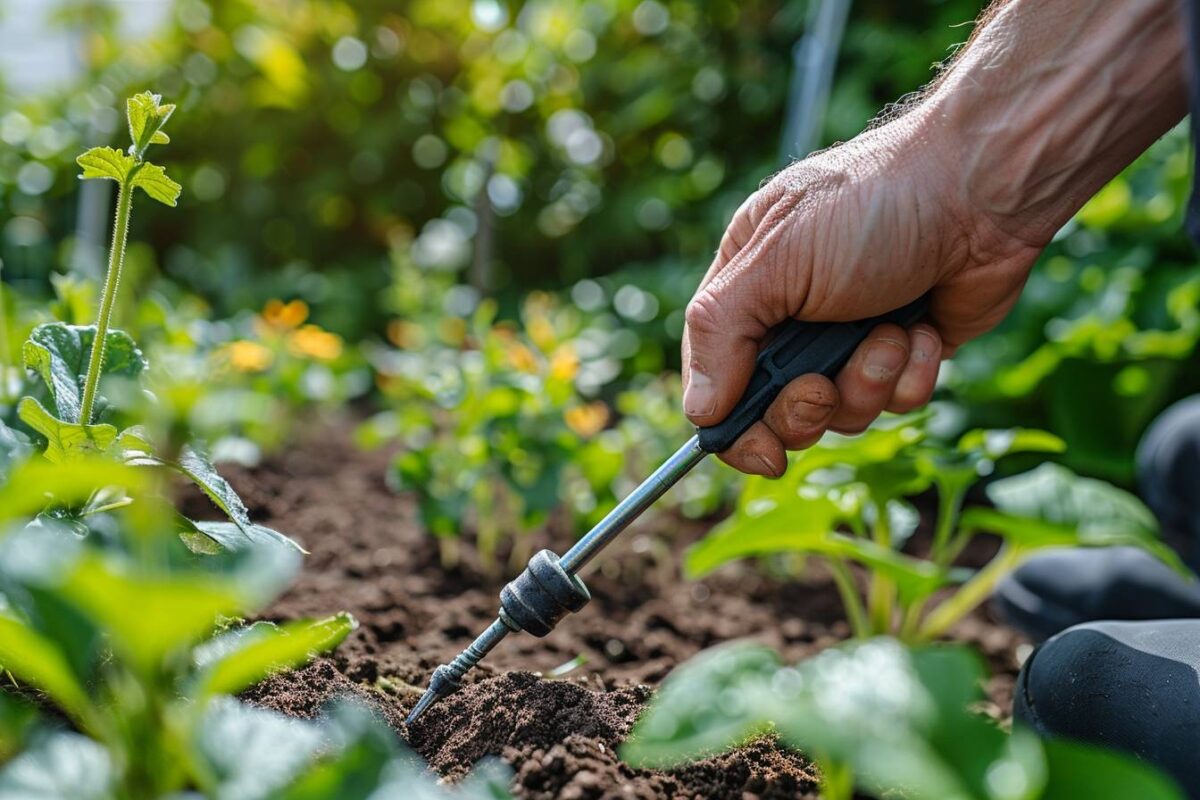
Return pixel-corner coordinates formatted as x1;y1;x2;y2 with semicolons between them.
184;422;1027;799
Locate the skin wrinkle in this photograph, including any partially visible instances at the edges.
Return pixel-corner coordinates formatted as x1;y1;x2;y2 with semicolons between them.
682;0;1188;476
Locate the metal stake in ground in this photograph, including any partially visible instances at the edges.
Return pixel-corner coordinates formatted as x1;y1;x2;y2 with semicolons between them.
404;294;931;726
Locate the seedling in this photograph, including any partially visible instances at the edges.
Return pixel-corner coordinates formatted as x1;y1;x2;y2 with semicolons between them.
686;412;1181;641
6;92;297;555
623;637;1184;800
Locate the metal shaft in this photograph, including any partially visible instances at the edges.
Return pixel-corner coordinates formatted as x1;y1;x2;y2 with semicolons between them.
405;435;708;725
559;435;706;574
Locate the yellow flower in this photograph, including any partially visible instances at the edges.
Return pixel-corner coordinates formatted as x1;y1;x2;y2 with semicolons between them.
438;317;468;347
223;340;273;373
262;298;309;329
548;344;579;382
528;315;557;351
564;401;609;438
387;319;422;349
507;342;539;374
288;324;343;361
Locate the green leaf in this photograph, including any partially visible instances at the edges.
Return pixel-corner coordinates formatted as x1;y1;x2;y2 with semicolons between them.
684;494;848;578
58;555;245;675
832;536;953;604
0;458;147;526
624;638;1050;800
127;444;258;531
962;463;1184;571
1039;737;1184;800
22;323;145;423
194;698;326;800
126;91;175;153
18;397;117;464
76;146;133;183
130;161;181;206
621;642;781;768
0;731;114;799
0;418;32;482
150;130;170;145
193;614;357;698
956;428;1067;460
274;701;400;800
178;519;303;608
0;614;93;728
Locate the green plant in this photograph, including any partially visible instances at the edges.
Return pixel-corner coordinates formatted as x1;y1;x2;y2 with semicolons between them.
9;92;295;555
686;413;1181;642
0;455;510;799
622;637;1184;800
361;254;734;572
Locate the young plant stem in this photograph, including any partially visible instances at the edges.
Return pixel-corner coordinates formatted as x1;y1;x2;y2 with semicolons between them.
827;558;869;639
866;504;896;634
917;544;1026;641
819;759;855;800
79;181;133;425
438;535;460;570
932;482;967;567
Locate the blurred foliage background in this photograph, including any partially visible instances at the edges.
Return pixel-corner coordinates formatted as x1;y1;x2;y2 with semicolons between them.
1;0;1198;506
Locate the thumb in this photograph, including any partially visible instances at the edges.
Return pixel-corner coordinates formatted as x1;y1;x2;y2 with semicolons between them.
682;288;768;427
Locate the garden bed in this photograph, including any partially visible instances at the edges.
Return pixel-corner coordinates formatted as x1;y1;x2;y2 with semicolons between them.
193;424;1027;800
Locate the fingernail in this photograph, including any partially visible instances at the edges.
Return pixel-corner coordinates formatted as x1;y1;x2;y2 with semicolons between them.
755;454;782;478
911;330;937;363
684;369;718;417
863;340;908;381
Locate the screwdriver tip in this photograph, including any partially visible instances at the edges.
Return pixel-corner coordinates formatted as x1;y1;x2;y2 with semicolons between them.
405;686;439;725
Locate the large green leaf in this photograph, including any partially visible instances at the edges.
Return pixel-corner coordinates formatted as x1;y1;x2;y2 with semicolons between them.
22;323;145;423
0;418;31;482
624;639;1046;800
0;458;146;526
0;731;114;799
1038;738;1184;800
193;614;357;698
126;444;255;530
0;614;92;728
18;397;117;464
684;494;848;578
621;642;781;768
962;463;1184;572
58;555;245;675
194;698;326;800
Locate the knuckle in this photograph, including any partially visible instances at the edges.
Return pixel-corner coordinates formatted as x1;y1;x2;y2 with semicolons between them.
684;292;724;335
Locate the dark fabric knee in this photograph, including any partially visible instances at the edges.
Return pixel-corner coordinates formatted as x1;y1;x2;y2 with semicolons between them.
1137;396;1200;568
1016;619;1200;797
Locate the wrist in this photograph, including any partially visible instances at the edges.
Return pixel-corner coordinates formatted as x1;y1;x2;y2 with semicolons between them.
921;0;1187;247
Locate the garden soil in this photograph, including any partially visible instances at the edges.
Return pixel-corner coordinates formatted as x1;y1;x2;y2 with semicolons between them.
191;424;1028;800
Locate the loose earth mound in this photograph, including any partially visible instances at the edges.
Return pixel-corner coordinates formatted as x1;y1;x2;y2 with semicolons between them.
188;424;1025;799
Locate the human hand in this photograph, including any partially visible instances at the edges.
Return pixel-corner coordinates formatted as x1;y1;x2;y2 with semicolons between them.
682;114;1044;477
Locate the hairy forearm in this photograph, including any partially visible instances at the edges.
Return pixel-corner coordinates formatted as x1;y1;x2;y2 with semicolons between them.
918;0;1188;246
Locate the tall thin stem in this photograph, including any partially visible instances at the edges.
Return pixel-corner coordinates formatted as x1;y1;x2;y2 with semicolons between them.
917;544;1026;642
827;558;869;639
79;182;132;424
0;260;10;402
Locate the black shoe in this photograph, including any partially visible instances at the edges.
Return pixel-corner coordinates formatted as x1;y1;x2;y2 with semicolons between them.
992;546;1200;642
1015;619;1200;797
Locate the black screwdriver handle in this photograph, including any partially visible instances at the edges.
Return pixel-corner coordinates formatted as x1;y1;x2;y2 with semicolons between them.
695;293;932;454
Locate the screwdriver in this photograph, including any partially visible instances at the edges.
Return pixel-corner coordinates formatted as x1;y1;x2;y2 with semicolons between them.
405;293;930;725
